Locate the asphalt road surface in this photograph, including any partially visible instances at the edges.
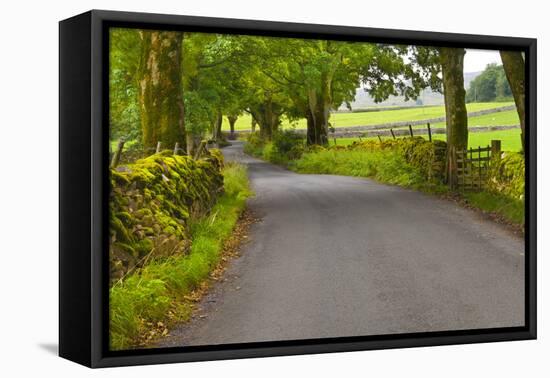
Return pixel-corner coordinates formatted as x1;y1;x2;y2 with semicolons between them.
159;141;524;347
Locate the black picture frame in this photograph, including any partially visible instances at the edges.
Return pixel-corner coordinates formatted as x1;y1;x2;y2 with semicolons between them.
59;9;537;368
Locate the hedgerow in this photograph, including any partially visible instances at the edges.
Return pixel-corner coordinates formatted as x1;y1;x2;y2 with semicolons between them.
346;137;447;181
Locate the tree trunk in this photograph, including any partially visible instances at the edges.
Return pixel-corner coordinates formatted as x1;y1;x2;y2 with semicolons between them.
259;117;273;140
211;109;223;142
305;112;315;144
250;101;280;140
306;95;331;145
306;107;329;145
500;51;525;151
137;31;184;149
227;115;238;140
305;65;336;146
251;118;257;132
186;133;201;157
215;109;223;141
440;47;468;189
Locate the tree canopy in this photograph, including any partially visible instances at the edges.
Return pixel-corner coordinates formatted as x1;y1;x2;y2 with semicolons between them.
110;30;442;148
109;29;523;161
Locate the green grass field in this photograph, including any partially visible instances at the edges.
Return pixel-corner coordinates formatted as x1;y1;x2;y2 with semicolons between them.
334;128;522;152
368;109;519;131
222;102;515;131
430;110;519;129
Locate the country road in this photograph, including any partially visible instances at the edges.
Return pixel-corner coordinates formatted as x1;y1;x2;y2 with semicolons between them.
158;141;524;347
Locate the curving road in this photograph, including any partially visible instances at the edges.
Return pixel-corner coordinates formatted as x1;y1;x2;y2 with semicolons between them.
159;141;524;347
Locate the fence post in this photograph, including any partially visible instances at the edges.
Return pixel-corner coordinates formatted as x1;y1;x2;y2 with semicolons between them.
491;140;501;158
390;129;396;139
173;142;180;155
155;141;162;153
110;139;125;168
427;122;432;142
448;146;458;190
408;124;413;137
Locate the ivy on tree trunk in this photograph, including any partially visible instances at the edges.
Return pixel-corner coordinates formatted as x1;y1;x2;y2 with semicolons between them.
500;51;525;151
137;31;185;149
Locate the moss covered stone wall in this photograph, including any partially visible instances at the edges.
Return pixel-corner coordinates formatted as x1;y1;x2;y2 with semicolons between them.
487;152;525;200
109;150;224;282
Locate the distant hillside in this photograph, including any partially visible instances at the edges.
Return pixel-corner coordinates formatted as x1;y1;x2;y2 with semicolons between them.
339;71;482;111
463;71;481;89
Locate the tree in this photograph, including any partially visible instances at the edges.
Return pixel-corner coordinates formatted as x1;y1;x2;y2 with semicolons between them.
227;114;239;137
252;39;424;145
439;47;468;188
247;93;285;140
109;28;142;145
258;39;363;145
231;36;293;140
137;31;185;149
180;32;218;153
181;33;251;149
466;63;511;102
182;91;211;155
500;51;525;151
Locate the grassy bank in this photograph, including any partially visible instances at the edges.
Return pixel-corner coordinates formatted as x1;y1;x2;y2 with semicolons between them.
462;191;524;225
291;149;446;194
110;163;252;350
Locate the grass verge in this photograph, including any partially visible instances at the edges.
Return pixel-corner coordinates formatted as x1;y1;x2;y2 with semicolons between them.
290;149;447;194
109;162;252;350
462;191;524;226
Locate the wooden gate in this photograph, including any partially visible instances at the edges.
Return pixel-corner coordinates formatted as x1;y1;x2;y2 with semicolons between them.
455;144;495;191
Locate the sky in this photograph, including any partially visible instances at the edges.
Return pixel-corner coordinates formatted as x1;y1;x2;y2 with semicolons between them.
464;49;502;73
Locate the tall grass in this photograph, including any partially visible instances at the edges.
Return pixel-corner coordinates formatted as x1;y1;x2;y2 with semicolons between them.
109;163;252;350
